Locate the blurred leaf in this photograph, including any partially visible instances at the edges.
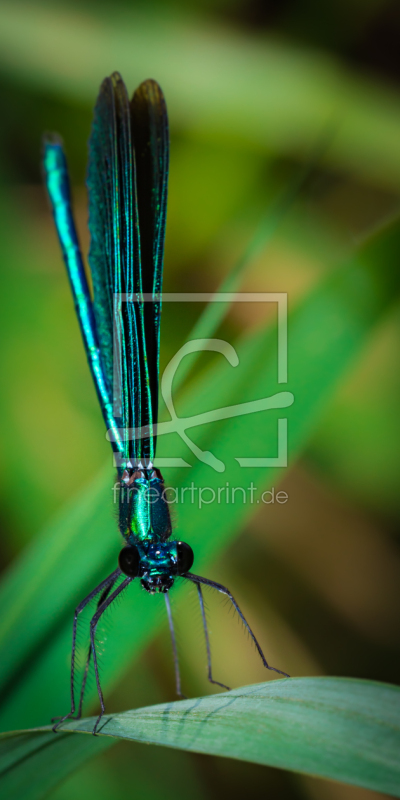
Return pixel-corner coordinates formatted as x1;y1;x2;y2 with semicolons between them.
1;678;399;799
174;145;323;392
0;3;400;187
49;736;208;800
308;306;400;516
0;187;109;542
0;727;111;800
0;217;399;732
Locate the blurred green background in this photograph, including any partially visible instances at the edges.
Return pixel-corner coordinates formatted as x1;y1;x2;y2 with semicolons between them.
0;1;400;799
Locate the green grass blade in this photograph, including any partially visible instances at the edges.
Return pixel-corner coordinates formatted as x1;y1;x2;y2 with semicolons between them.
1;678;399;799
0;220;399;732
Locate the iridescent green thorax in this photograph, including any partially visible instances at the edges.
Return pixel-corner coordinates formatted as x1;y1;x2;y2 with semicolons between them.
117;466;193;593
120;467;172;542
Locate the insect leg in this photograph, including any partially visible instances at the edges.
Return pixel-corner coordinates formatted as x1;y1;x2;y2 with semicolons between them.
164;593;185;699
184;573;289;678
52;568;121;731
90;576;132;735
195;581;230;691
75;581;117;719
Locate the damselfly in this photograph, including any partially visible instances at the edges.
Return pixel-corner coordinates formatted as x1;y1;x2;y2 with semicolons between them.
43;73;288;735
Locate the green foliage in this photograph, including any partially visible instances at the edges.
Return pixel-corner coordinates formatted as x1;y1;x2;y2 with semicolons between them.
1;3;400;187
0;216;399;788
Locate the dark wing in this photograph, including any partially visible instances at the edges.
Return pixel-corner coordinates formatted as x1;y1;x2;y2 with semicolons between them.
87;72;146;467
130;80;169;458
87;74;169;468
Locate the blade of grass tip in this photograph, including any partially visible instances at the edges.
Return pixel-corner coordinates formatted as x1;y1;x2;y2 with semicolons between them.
172;127;334;395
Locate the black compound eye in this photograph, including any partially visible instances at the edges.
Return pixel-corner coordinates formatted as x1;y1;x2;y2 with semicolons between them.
119;546;140;577
176;541;194;574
